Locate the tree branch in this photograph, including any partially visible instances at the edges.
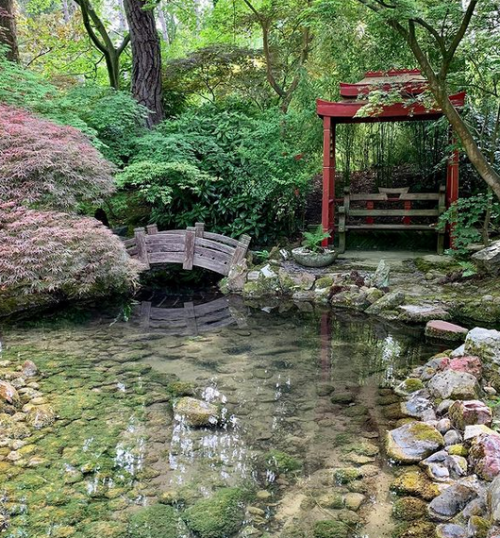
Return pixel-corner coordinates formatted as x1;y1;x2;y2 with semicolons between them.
411;17;446;56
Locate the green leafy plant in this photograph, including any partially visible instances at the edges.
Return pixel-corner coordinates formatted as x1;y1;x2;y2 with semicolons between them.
439;193;500;256
302;226;331;253
458;261;478;278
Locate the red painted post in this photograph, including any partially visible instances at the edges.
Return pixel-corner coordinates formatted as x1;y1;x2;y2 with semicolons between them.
446;133;460;248
403;201;412;225
366;201;374;225
322;116;335;246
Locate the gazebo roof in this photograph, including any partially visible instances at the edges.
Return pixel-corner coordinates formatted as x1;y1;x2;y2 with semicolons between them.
317;69;466;123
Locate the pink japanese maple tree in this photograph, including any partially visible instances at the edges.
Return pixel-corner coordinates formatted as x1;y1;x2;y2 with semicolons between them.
0;104;115;211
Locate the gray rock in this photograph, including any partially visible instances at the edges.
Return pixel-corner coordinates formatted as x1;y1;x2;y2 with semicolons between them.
489;474;500;522
427;370;480;400
386;421;444;464
451;344;466;358
437;399;454;416
444;430;463;446
373;259;390;288
365;290;405;315
437;418;452;434
428;482;478;521
464;424;499;441
472;240;500;276
401;394;433;419
398;304;451;323
435;524;467;538
465;327;500;365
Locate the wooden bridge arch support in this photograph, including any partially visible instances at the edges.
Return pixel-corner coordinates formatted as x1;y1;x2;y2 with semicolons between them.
124;223;251;276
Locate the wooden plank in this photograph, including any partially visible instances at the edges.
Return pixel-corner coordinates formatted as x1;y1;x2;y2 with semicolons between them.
346;224;435;230
147;224;158;235
158;230;187;236
146;235;185;252
350;193;388;201
123;238;136;247
184;302;198;335
194;297;230;316
149;252;185;264
349;209;440;217
149;308;187;321
193;255;231;276
399;193;441;201
197;310;232;325
127;247;138;256
195;237;235;256
203;231;240;247
134;228;150;269
139;302;152;329
183;229;195;270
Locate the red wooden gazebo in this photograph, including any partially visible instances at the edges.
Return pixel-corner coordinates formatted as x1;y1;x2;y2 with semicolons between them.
316;69;466;246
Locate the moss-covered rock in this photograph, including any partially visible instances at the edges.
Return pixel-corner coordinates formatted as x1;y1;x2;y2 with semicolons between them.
313;520;350;538
264;450;302;475
393;520;435;538
182;488;246;538
447;444;468;457
385;422;444;464
467;516;490;538
392;497;427;521
390;470;440;501
128;505;187;538
334;467;363;484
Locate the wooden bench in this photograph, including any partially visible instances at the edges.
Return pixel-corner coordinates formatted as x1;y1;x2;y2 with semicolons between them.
338;185;446;254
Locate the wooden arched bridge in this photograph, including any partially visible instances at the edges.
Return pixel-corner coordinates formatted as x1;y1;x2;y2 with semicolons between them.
124;223;251;276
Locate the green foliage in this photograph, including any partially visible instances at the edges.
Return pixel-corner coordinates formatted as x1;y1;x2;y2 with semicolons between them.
128;504;187;538
264;450;302;474
302;225;330;252
113;102;313;242
458;261;478;278
439;193;500;256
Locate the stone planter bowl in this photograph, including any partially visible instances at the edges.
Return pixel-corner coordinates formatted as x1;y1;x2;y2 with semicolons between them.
291;247;338;268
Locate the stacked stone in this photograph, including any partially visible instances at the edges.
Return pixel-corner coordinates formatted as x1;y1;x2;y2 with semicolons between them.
384;324;500;538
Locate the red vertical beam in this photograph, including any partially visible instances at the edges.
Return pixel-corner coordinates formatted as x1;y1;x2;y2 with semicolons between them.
403;200;412;225
446;132;460;248
322;116;335;246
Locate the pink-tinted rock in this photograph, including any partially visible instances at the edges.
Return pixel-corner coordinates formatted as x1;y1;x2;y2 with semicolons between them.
446;356;482;379
0;380;20;406
449;400;492;430
469;433;500;481
425;320;469;342
21;360;38;378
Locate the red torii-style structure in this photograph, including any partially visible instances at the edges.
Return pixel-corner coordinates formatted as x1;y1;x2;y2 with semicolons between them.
316;69;466;246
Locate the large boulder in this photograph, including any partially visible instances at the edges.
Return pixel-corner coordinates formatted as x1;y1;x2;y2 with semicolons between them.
464;328;500;365
173;397;220;427
428;480;479;521
441;356;482;379
469;433;500;481
386;422;444;464
398;304;451;323
449;400;492;430
472;240;500;276
427;370;480;400
0;381;20;407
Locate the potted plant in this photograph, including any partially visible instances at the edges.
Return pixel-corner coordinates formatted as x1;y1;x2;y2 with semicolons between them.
291;226;338;268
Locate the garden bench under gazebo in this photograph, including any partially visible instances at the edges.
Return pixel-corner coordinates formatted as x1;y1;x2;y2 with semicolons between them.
316;69;466;253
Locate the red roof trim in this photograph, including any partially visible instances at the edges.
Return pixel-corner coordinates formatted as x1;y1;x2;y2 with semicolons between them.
316;91;466;122
364;69;422;78
339;81;427;98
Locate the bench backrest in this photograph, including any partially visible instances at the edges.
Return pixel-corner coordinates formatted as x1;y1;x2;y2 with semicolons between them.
342;185;446;219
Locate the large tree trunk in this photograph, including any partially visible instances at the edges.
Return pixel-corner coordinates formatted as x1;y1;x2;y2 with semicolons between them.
0;0;19;62
123;0;164;128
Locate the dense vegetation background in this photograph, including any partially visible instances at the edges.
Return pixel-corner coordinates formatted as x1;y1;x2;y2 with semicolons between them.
1;0;500;313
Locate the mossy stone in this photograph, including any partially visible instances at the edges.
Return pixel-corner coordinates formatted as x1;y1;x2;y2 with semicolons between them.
468;516;490;538
128;505;187;538
393;521;435;538
400;379;424;393
182;488;246;538
313;520;349;538
392;497;427;521
447;444;468;457
264;450;302;474
377;394;400;406
334;467;362;484
315;277;334;289
390;470;439;501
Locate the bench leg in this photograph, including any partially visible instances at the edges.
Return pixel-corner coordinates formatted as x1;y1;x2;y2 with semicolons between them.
338;231;346;254
437;232;445;255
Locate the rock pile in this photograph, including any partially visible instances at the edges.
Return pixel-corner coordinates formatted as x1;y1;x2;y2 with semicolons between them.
383;325;500;538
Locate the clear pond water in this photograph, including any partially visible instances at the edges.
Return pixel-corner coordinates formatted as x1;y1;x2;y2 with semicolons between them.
0;297;441;538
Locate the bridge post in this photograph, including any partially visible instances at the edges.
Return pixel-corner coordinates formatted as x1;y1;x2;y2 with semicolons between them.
134;227;150;269
183;227;195;270
195;222;205;238
146;224;158;235
230;234;251;268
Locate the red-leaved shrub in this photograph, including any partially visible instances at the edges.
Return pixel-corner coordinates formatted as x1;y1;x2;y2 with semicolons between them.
0;104;115;210
0;203;141;316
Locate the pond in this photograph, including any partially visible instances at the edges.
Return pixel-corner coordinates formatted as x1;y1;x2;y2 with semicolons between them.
0;297;441;538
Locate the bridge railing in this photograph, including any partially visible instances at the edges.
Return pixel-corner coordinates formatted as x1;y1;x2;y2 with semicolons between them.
124;223;251;276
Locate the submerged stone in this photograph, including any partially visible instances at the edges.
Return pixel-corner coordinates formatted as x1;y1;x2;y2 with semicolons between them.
182;488;246;538
392;497;427;521
313;520;349;538
173;397;220;427
390;470;440;500
128;505;187;538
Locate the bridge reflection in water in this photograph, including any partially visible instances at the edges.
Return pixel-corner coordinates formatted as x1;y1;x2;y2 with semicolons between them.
132;297;248;336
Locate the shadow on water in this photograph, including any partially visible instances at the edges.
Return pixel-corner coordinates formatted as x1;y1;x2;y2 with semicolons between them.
0;297;442;538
